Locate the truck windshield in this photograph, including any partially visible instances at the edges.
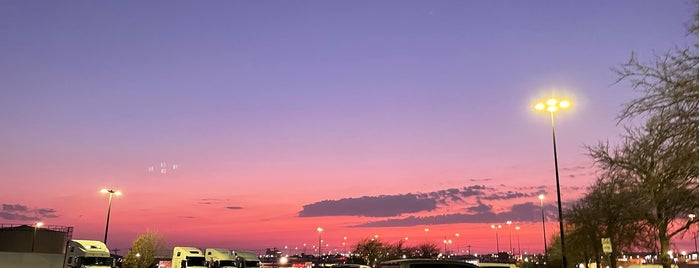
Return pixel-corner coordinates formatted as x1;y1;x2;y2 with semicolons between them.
80;257;114;266
187;256;207;266
219;260;238;267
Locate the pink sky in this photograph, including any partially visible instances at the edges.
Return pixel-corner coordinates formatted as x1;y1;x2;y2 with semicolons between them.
1;0;697;255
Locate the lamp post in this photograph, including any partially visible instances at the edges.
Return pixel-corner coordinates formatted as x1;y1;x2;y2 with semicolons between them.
343;236;347;254
506;220;513;254
491;224;502;253
515;226;521;257
539;194;548;260
690;214;697;253
317;227;323;257
455;233;460;255
425;228;430;242
534;98;571;268
443;238;452;256
100;188;121;245
32;221;43;252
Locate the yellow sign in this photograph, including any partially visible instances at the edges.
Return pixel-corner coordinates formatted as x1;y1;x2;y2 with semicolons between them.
602;238;612;254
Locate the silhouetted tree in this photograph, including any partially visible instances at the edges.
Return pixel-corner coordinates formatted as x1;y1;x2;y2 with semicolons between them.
590;8;699;268
122;230;166;268
564;180;646;268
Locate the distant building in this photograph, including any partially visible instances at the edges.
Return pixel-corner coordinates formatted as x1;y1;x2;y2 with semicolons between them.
0;223;73;253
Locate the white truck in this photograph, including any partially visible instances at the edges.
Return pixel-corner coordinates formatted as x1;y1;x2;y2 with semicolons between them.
205;248;239;268
234;250;261;268
63;240;114;268
172;246;207;268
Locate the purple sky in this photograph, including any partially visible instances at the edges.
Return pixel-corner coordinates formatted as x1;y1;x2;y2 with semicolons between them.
1;1;696;254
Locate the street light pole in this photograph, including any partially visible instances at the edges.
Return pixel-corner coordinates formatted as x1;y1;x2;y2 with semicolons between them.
515;226;521;257
535;98;571;268
507;221;513;254
317;227;323;258
690;214;697;253
455;233;460;255
100;188;121;245
539;194;548;261
32;221;43;252
491;224;502;253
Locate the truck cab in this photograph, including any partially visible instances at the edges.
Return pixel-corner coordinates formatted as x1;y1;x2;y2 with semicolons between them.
64;240;114;268
234;251;261;268
205;248;239;268
172;247;207;268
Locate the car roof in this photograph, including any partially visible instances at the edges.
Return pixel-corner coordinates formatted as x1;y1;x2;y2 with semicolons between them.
380;259;479;268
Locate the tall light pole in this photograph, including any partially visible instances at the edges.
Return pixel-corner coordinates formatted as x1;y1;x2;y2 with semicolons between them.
32;221;43;252
455;233;460;255
491;224;502;253
506;220;513;254
317;227;323;257
539;194;548;260
515;226;521;257
534;98;571;268
343;236;348;254
424;228;430;242
100;188;122;245
690;214;697;253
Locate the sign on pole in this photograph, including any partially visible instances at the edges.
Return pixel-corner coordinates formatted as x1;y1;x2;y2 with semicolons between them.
602;238;612;254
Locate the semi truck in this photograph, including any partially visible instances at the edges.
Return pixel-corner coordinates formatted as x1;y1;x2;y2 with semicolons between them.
234;250;261;268
172;246;207;268
205;248;239;268
63;240;114;268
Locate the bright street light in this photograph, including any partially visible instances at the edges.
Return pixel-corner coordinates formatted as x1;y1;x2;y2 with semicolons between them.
534;97;572;268
100;188;121;245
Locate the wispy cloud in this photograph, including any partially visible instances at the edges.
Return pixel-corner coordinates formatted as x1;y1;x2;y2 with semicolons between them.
198;198;244;211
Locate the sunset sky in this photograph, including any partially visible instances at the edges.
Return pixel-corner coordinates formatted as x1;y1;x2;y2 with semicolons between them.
1;1;697;255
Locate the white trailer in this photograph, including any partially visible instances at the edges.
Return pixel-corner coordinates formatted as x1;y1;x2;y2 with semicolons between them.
205;248;238;268
63;240;114;268
172;247;207;268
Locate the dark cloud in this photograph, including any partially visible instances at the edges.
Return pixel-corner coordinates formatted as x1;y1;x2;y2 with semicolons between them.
226;206;243;210
354;201;556;227
299;186;493;218
0;212;39;221
37;208;58;218
300;194;437;217
467;199;492;213
3;204;28;212
0;204;57;220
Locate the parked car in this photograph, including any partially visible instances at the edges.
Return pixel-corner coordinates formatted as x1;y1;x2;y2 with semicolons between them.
380;259;479;268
